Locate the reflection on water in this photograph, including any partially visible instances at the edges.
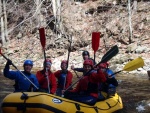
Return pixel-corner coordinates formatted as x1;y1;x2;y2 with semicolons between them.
0;68;150;113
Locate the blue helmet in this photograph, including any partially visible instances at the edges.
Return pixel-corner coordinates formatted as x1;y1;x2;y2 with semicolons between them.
106;69;115;77
24;60;33;66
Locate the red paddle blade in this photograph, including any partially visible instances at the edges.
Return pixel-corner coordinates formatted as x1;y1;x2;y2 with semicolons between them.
92;32;100;54
39;28;46;49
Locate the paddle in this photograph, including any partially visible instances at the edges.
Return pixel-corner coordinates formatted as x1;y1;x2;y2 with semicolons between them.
111;57;144;76
39;27;46;59
64;45;119;92
39;27;50;93
0;48;39;90
92;32;100;63
67;36;80;78
67;35;72;69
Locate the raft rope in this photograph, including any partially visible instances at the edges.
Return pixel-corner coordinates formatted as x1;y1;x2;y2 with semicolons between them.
16;92;29;112
19;93;121;111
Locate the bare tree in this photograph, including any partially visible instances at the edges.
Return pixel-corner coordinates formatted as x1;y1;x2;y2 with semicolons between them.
3;0;9;43
35;0;42;27
128;0;133;43
0;0;9;45
52;0;57;17
0;0;5;45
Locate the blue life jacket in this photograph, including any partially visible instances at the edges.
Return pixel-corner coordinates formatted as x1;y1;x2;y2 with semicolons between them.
98;69;117;91
58;72;67;89
106;69;116;88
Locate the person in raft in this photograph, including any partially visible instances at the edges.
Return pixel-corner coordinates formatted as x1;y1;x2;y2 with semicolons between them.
54;60;73;96
36;59;57;94
71;50;96;75
64;59;106;105
3;59;39;92
98;62;118;100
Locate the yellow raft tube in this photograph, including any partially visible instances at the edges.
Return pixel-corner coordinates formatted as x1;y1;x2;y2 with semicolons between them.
1;92;123;113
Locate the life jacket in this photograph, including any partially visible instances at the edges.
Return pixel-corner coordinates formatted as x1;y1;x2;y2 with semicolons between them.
87;82;98;94
13;71;34;92
57;70;68;89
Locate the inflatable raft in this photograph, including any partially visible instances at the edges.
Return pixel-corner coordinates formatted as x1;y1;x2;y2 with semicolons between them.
1;92;123;113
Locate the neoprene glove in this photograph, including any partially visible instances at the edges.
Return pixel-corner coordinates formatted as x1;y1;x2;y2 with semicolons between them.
6;59;12;65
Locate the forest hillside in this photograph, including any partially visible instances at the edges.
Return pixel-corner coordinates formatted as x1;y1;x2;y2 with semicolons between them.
0;0;150;74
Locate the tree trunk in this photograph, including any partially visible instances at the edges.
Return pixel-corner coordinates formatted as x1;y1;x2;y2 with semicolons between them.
52;0;57;17
56;0;61;23
0;0;6;45
36;0;42;27
56;0;61;35
3;0;9;43
128;0;133;44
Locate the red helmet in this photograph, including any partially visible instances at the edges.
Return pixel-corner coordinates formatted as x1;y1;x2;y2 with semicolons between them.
44;59;52;66
61;60;68;65
83;59;93;67
106;62;109;67
99;63;108;68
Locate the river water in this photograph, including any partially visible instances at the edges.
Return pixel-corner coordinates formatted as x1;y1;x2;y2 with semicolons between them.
0;68;150;113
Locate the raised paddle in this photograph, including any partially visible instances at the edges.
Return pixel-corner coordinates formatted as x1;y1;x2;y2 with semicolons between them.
67;36;80;78
39;27;50;94
0;48;39;90
61;36;73;97
92;32;100;63
111;57;144;76
64;45;119;92
67;35;72;69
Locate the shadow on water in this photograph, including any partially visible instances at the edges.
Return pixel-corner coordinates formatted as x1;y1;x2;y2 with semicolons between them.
0;67;150;113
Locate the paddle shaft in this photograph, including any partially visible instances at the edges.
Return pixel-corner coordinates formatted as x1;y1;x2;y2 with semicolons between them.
110;70;122;76
39;28;51;94
43;48;50;94
43;50;50;94
94;54;96;64
61;36;73;96
67;36;72;69
45;67;50;94
1;53;39;90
